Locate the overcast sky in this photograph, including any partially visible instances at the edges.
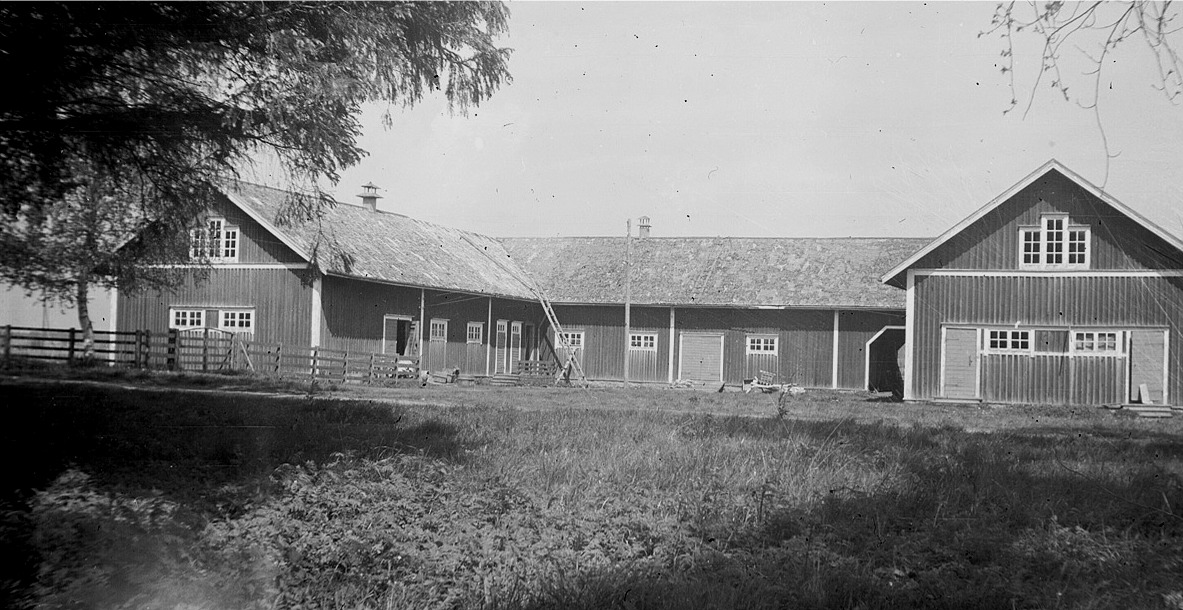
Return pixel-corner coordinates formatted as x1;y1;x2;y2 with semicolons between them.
260;2;1183;239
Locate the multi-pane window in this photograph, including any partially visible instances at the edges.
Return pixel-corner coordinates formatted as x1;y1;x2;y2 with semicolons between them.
1019;215;1088;269
466;322;483;344
629;333;657;350
1021;229;1041;264
429;319;448;341
220;310;254;332
170;309;205;330
190;218;239;261
558;331;583;348
1068;229;1088;265
746;335;778;354
1073;331;1120;354
987;329;1030;352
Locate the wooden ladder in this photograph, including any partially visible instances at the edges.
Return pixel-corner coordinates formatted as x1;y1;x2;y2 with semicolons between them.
459;235;588;387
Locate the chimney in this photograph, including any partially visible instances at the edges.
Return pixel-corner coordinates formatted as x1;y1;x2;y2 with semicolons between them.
357;182;382;212
638;215;651;238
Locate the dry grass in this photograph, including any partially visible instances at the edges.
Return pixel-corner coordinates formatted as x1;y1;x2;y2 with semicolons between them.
2;375;1181;609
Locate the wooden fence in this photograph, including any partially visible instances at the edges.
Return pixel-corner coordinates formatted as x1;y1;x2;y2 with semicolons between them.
0;325;419;385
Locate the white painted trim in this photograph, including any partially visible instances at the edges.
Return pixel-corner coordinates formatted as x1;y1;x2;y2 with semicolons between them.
466;321;484;344
310;276;323;347
485;298;493;377
912;269;1183;278
668;307;676;384
975;328;982;398
676;332;725;383
510;321;523;367
627;332;658;352
831;310;840;389
881;159;1183;285
221;190;313;261
1164;329;1171;406
863;325;906;391
418;289;426;360
381;314;413;355
145;263;311;270
903;270;915;400
940;325;981;399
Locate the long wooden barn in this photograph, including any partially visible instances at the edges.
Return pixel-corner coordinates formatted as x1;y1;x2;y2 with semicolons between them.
503;234;926;390
882;160;1183;407
116;181;548;377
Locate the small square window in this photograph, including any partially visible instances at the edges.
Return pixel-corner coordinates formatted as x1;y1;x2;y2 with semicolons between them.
220;310;253;332
558;331;583;348
746;336;778;354
170;309;205;330
430;320;448;341
987;329;1029;352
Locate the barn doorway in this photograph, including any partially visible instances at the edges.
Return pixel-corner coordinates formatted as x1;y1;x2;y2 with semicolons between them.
865;326;905;394
941;327;979;399
382;315;417;356
1129;329;1168;404
679;333;724;383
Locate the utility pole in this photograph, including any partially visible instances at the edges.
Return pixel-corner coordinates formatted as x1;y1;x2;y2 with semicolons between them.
624;218;632;387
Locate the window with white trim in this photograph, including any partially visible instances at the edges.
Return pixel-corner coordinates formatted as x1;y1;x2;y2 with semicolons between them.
466;322;483;344
1019;215;1089;269
429;319;448;342
190;218;239;262
1073;331;1121;354
170;309;205;330
746;335;778;354
558;331;583;348
219;309;254;332
986;329;1030;352
629;333;657;351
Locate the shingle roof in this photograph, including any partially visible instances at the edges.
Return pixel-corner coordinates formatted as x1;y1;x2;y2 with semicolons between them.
223;181;538;300
501;236;928;309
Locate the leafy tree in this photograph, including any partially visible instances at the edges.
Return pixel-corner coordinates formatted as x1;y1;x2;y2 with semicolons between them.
983;1;1182;181
0;1;512;358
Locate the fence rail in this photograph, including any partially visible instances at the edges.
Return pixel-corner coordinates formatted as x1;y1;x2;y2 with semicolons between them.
0;325;423;385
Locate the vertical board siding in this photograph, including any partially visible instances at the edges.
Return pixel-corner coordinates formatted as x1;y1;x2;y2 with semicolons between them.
745;352;779;380
628;349;660;381
118;268;311;347
910;170;1183;271
837;310;906;389
981;354;1070;405
212;194;307;265
913;275;1183;405
1072;356;1126;405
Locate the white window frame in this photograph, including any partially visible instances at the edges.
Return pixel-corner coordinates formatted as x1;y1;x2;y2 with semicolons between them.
985;329;1031;353
629;333;657;351
169;308;206;330
219;309;255;333
557;331;584;349
1071;330;1123;355
1018;215;1089;270
429;319;448;342
746;335;778;355
466;322;483;344
190;217;240;262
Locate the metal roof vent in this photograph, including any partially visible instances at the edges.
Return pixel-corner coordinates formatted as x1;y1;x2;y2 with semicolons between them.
357;182;382;212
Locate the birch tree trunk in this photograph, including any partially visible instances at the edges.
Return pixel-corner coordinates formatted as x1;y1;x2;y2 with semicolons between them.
75;273;95;364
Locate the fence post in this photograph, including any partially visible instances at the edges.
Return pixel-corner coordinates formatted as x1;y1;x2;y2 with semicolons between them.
142;329;151;370
202;328;209;373
133;330;142;368
67;328;76;366
2;325;10;368
368;352;375;384
167;329;178;371
274;343;282;376
342;350;348;384
310;346;319;390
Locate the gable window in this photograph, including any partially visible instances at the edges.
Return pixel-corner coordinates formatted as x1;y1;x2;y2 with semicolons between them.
190;218;239;262
1019;215;1089;269
747;335;778;354
629;333;657;351
986;329;1030;352
429;319;448;342
466;322;483;344
1073;331;1121;354
220;309;254;333
170;309;205;330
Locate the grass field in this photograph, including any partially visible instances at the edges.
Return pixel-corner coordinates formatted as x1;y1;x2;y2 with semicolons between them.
2;374;1182;609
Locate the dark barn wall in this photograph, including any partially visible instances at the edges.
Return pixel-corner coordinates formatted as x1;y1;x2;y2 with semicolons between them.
837;310;906;390
320;276;541;375
910;170;1183;272
118;268;312;347
548;305;670;382
910;274;1183;405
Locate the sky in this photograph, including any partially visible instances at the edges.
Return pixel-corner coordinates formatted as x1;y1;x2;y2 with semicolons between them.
257;2;1183;239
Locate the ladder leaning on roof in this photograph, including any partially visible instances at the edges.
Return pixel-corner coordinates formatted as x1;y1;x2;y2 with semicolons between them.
458;235;588;387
